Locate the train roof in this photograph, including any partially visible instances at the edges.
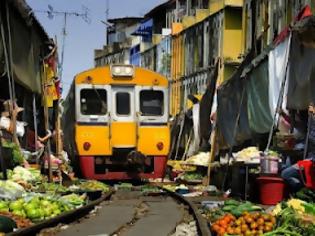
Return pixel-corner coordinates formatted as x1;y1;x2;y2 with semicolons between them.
74;65;169;87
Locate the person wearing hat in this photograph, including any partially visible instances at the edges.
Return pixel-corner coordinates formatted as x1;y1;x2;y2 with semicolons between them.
0;100;25;143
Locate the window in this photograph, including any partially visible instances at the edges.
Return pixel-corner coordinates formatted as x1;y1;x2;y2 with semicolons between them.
80;89;107;115
140;91;164;116
116;92;130;115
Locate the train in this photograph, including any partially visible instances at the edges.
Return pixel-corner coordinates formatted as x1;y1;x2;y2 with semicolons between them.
62;65;170;180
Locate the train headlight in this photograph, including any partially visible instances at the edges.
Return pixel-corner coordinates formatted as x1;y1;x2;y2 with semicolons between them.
111;65;134;77
156;142;164;151
83;142;91;151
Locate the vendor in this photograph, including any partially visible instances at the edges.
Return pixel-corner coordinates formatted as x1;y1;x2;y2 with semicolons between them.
281;104;315;193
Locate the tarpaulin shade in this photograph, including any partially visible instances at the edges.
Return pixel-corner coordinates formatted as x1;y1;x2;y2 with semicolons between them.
217;77;251;146
287;32;315;109
246;59;273;133
9;8;42;94
0;0;50;94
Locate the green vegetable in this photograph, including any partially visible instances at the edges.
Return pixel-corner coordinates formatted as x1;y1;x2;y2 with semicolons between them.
9;199;24;211
222;206;234;211
0;215;17;233
2;141;25;165
26;208;41;220
224;199;240;206
222;200;262;217
302;202;315;216
295;188;315;202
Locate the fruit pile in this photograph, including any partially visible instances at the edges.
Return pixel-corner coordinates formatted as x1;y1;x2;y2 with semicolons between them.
0;193;86;222
211;212;276;236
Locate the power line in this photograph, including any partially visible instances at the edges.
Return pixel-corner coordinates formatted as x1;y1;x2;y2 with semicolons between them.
34;5;91;82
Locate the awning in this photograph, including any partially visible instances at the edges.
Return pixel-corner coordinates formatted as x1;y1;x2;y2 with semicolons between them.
0;0;51;94
287;31;315;109
246;59;273;134
217;51;254;147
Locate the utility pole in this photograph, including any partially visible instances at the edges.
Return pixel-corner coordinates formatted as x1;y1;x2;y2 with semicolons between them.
34;5;90;181
36;5;91;80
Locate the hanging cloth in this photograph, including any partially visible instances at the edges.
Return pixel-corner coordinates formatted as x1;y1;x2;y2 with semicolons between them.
187;103;200;157
247;59;273;133
268;34;291;117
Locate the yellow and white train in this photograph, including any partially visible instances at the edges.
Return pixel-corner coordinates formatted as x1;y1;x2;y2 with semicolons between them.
62;65;170;180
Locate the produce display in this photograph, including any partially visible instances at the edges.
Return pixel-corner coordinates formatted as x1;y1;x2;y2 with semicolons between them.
234;147;261;161
141;185;161;194
0;180;25;200
0;163;112;234
34;183;68;193
211;212;276;236
268;198;315;235
181;172;204;181
2;141;25;165
162;184;177;192
167;160;196;172
0;193;86;222
76;180;110;192
221;200;262;217
295;188;315;203
201;193;315;236
183;152;210;167
7;167;41;183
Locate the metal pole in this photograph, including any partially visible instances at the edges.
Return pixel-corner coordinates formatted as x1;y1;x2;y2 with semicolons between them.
265;35;291;152
42;62;53;182
0;131;7;180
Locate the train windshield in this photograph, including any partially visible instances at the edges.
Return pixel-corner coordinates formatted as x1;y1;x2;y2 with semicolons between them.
116;92;130;115
80;89;107;115
140;91;164;116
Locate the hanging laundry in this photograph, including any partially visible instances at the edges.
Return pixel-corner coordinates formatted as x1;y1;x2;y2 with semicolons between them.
43;62;58;108
268;34;291;117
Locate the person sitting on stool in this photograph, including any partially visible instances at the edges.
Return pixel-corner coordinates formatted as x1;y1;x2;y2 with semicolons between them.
281;104;315;193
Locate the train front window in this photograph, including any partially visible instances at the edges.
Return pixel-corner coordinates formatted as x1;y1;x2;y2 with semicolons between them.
140;91;164;116
80;89;107;115
116;92;130;115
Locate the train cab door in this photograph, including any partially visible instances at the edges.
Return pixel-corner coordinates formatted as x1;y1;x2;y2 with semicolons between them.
110;86;136;148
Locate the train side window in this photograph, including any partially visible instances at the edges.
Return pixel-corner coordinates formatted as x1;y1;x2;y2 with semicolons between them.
80;89;107;115
116;92;130;115
140;91;164;116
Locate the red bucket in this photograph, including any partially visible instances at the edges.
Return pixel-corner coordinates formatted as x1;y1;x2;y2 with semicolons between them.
257;176;284;205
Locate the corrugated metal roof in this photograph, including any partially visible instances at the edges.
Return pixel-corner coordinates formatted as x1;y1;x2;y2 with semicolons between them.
8;0;50;41
108;17;143;24
145;0;175;17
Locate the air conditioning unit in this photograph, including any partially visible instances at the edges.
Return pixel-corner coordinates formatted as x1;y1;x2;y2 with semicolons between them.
162;28;172;36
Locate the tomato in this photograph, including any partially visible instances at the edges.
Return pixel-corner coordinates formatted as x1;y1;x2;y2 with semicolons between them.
217;227;226;236
270;216;276;225
235;219;242;226
234;227;242;235
250;222;258;229
211;224;220;232
241;224;248;233
257;218;264;226
219;219;228;228
245;216;253;224
264;225;272;232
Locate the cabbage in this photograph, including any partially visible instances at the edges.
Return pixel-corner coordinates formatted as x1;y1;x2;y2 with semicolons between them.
9;167;41;183
0;180;25;200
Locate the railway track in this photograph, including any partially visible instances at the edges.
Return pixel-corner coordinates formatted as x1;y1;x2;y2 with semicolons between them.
37;185;211;236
